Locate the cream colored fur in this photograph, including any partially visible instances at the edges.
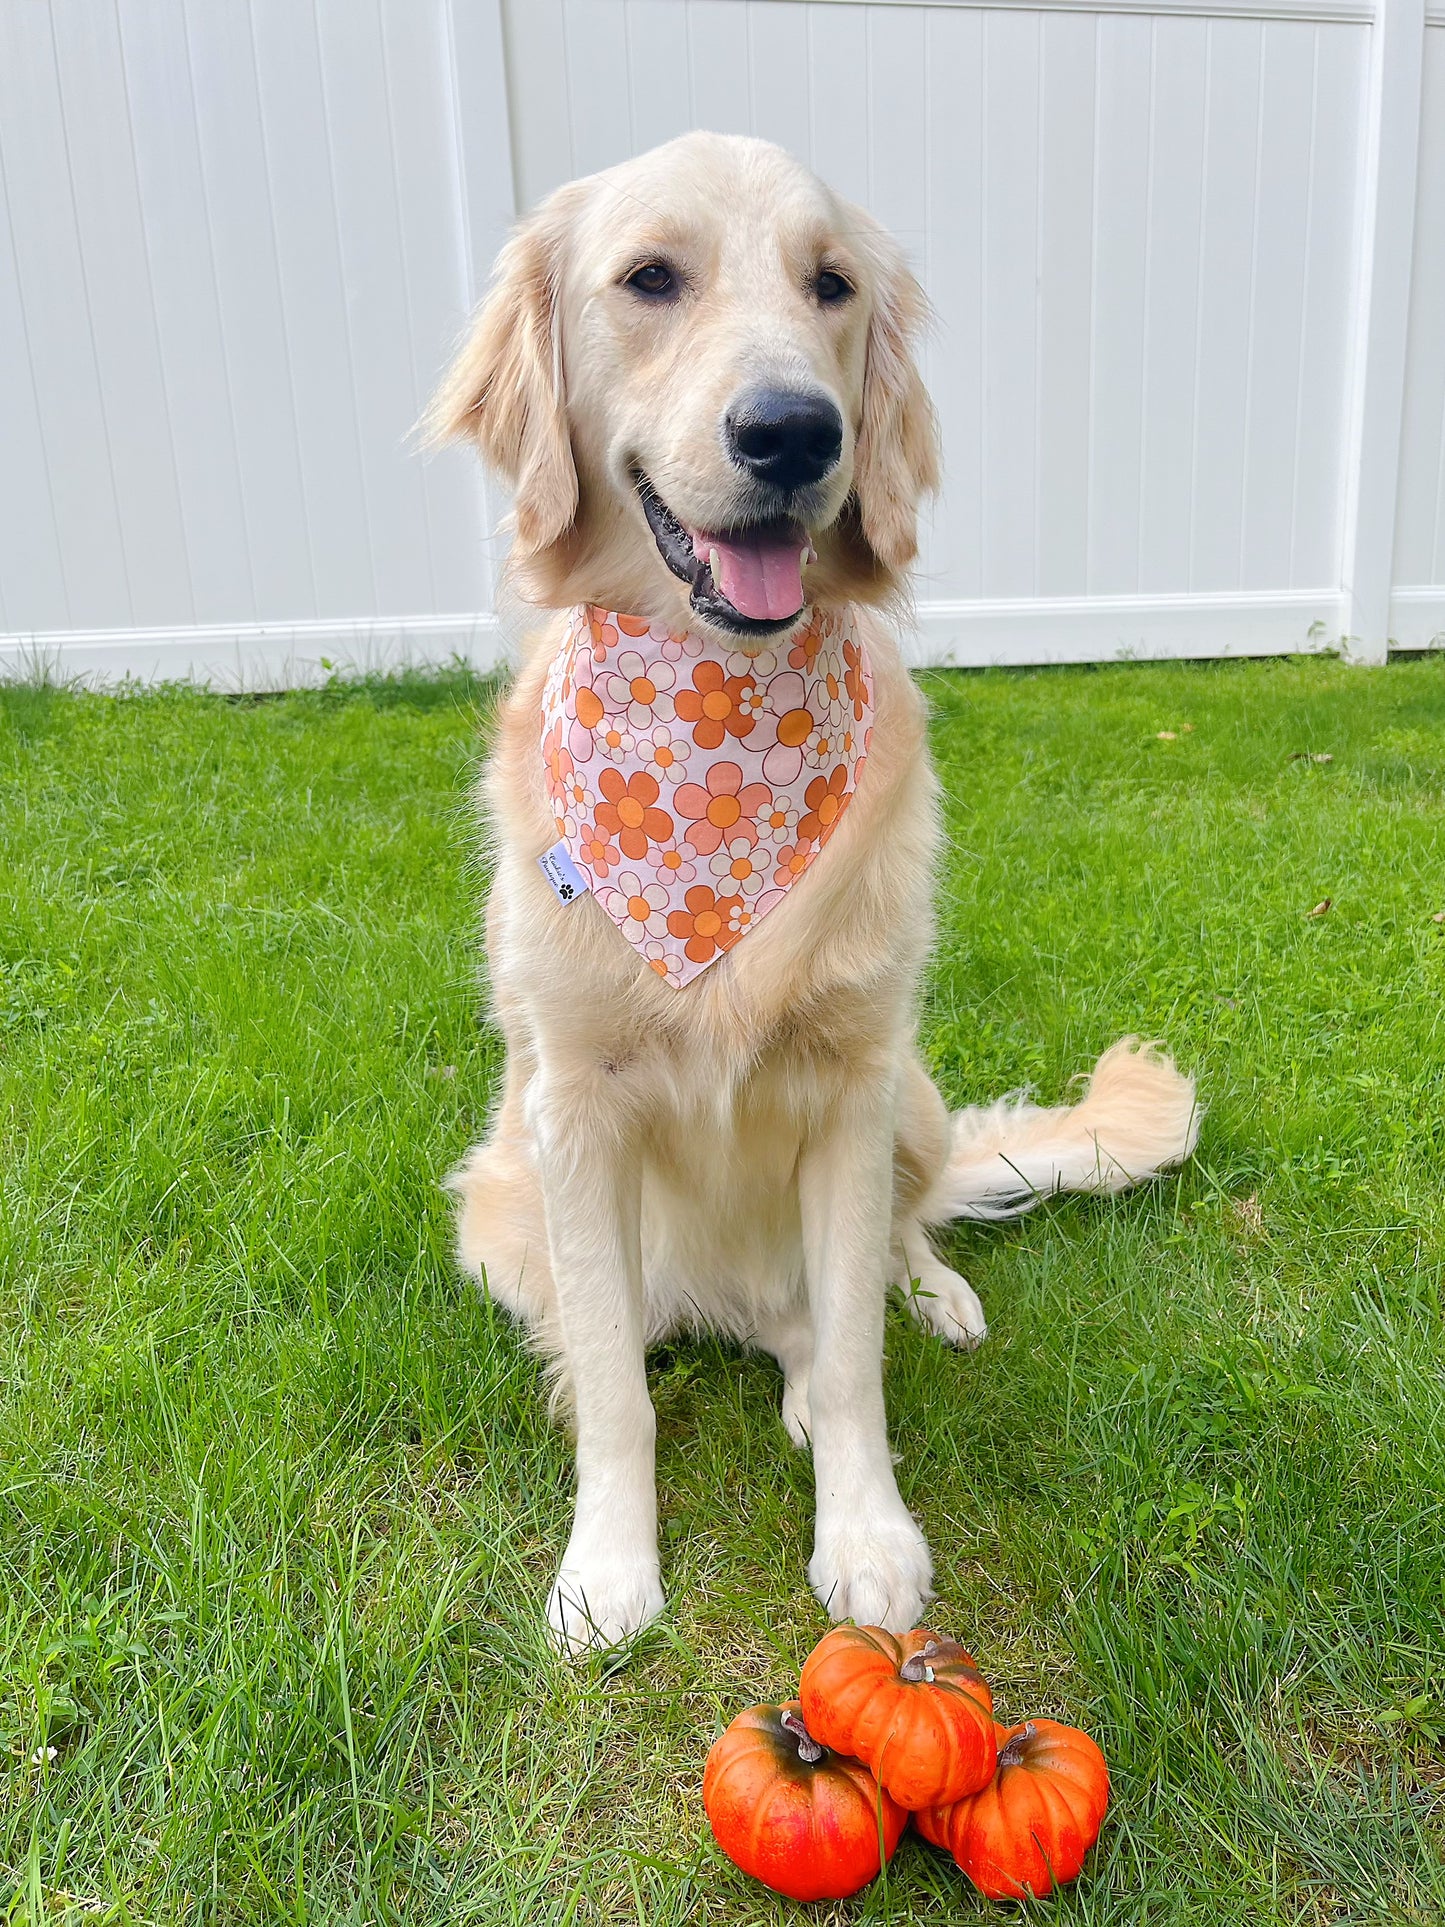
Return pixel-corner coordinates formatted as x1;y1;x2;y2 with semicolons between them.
434;133;1200;1654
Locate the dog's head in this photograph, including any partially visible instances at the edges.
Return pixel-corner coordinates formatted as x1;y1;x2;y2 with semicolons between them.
429;132;938;649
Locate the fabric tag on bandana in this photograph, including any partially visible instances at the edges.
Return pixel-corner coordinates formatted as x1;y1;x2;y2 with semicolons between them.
538;838;590;905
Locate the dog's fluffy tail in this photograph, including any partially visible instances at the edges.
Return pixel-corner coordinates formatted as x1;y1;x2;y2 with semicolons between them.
918;1036;1201;1225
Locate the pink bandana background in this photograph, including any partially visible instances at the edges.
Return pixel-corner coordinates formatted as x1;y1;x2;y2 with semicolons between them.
540;604;874;987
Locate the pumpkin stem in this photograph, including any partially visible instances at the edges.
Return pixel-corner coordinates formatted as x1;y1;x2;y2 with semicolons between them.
779;1708;824;1764
899;1640;941;1684
997;1721;1038;1769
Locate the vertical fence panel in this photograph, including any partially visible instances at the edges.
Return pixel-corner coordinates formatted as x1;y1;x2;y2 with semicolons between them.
747;0;813;147
1034;11;1098;600
1240;21;1317;590
116;0;257;627
919;5;984;600
0;2;134;629
804;3;871;209
446;0;517;612
1189;20;1264;594
184;0;316;623
0;82;68;633
502;0;1372;643
1137;16;1208;596
677;0;754;149
380;0;490;617
51;2;195;629
981;10;1042;598
623;0;696;152
1291;23;1365;591
311;0;436;620
1338;0;1425;659
250;0;378;620
1087;14;1153;595
1392;21;1445;635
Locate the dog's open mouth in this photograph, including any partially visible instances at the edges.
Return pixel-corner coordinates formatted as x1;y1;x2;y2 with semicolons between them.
637;476;814;634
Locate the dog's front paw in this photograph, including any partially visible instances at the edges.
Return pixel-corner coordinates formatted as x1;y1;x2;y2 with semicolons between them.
547;1548;664;1657
903;1266;988;1349
809;1498;933;1631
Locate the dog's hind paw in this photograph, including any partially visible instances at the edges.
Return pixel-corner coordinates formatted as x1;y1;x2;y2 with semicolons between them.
547;1553;665;1658
902;1265;987;1349
809;1499;933;1632
781;1376;812;1450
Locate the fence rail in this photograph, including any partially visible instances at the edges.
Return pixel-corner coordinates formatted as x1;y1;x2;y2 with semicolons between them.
1;0;1440;685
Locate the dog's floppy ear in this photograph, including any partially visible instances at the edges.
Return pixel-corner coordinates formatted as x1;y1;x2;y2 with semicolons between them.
851;229;940;577
427;202;578;558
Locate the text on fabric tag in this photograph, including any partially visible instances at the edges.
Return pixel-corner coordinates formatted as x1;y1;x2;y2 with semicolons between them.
538;839;591;905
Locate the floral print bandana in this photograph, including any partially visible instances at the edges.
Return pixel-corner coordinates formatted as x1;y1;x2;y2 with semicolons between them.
540;603;874;987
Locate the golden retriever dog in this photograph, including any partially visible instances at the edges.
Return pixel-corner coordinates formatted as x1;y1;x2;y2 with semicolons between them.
430;132;1199;1654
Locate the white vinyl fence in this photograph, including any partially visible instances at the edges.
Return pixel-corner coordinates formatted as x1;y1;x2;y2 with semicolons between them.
1;0;1441;686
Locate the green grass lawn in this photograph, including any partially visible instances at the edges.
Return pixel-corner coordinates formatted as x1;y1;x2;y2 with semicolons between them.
2;653;1444;1925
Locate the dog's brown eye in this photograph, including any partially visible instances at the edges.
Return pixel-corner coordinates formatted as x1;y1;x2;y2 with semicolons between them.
815;269;853;305
626;262;677;299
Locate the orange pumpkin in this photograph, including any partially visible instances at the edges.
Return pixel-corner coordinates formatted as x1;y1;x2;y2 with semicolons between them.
702;1700;906;1901
799;1626;996;1810
915;1717;1110;1898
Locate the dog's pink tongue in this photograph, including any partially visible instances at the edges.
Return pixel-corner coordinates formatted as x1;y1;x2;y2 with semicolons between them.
695;528;806;622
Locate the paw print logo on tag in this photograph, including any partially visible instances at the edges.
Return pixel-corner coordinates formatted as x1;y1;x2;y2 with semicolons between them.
539;840;591;906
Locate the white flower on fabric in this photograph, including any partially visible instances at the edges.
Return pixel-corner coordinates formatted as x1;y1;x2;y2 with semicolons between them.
637;723;691;783
594;718;636;762
803;726;839;769
563;773;595;817
602;651;677;730
725;894;782;937
733;678;766;723
727;647;778;679
643;937;686;980
601;651;682;732
659;629;703;661
708;837;766;898
653;838;697;887
604;870;669;940
753;798;799;842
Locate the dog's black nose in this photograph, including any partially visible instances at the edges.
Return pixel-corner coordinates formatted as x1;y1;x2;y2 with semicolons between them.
724;388;844;491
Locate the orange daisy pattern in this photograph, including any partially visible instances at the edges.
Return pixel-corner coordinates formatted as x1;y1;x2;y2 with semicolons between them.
674;659;760;749
593;767;674;860
540;603;872;987
666;884;744;965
